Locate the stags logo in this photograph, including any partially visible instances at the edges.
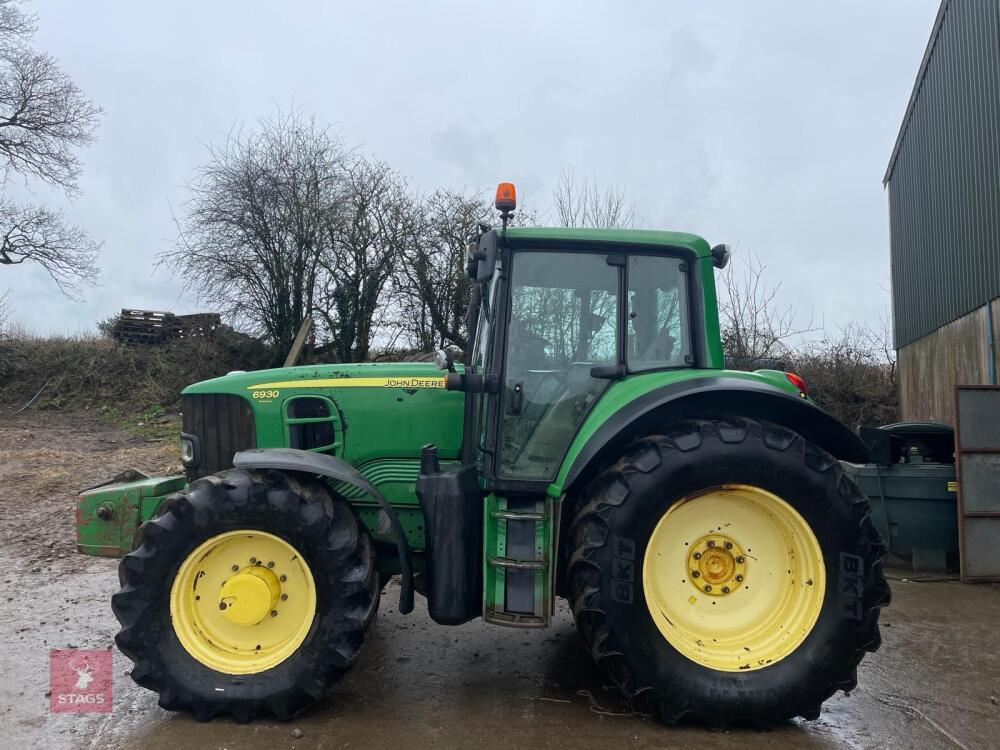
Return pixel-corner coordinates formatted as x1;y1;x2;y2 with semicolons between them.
50;649;112;713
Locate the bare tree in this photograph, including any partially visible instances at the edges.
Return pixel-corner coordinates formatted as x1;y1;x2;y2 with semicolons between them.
0;0;101;295
317;158;414;363
789;323;898;428
718;252;816;366
393;190;541;354
0;1;34;42
0;48;100;189
162;110;346;360
553;167;639;229
395;189;492;352
0;199;98;292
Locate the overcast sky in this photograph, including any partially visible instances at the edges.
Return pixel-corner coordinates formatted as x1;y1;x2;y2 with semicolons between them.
3;0;939;340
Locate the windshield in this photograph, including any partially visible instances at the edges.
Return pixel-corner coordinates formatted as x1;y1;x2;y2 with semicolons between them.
498;251;619;480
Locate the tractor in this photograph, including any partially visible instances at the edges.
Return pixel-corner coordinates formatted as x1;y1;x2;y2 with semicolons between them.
92;182;890;725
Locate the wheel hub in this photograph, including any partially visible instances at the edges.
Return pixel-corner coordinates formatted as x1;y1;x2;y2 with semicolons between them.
687;534;747;596
219;566;281;625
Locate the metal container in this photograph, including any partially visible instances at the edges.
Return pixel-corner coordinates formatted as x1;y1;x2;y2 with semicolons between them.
842;461;958;573
845;421;958;573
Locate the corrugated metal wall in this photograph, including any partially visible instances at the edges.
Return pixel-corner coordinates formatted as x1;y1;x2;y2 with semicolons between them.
886;0;1000;349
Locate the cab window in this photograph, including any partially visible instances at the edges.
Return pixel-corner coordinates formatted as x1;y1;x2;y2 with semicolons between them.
627;254;692;371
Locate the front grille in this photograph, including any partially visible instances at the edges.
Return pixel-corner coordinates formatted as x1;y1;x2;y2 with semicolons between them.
182;393;256;480
287;397;329;419
285;396;338;451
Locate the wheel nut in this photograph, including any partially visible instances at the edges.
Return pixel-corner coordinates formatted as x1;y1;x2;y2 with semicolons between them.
724;541;733;550
279;574;287;582
722;586;730;594
735;556;745;564
691;570;700;578
707;540;716;547
267;561;275;568
218;602;227;610
270;610;277;617
704;584;712;592
693;551;702;560
280;593;288;601
250;557;257;564
736;574;744;582
231;564;239;572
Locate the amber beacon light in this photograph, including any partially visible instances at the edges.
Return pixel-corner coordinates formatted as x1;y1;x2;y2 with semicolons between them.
495;182;517;212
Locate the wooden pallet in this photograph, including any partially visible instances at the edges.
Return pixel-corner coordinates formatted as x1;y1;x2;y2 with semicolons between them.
111;309;222;345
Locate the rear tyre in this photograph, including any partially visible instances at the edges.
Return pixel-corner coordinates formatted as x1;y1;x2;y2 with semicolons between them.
113;468;378;722
566;418;890;726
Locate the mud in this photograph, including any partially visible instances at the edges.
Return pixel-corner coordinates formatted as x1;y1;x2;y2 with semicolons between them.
1;411;998;749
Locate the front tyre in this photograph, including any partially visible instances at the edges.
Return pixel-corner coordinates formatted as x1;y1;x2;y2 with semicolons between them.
112;469;379;722
567;418;890;726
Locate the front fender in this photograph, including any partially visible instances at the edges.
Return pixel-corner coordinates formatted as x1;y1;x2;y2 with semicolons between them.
556;375;869;495
233;448;414;615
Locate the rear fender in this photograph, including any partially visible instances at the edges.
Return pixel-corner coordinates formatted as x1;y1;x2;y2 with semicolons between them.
233;448;414;615
560;376;869;495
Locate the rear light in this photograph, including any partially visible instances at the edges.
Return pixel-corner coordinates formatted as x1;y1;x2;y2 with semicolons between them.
785;372;808;395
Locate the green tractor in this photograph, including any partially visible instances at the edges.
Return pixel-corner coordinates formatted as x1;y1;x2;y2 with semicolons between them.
94;182;889;725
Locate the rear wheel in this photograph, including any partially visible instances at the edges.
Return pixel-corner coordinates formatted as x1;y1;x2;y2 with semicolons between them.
113;468;378;722
566;418;890;726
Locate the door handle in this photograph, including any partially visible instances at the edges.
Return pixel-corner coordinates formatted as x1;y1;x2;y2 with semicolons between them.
510;381;523;415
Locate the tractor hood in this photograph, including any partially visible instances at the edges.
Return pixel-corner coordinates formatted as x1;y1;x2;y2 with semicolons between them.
180;361;465;480
183;361;454;396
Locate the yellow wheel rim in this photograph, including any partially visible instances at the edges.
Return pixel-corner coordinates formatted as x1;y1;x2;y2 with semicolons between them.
169;530;317;674
642;484;825;672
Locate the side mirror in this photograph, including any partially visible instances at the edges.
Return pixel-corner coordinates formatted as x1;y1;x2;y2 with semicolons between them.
467;229;498;282
711;243;731;269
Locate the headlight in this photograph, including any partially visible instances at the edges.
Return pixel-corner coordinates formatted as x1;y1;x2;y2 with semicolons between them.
180;437;195;465
433;348;453;371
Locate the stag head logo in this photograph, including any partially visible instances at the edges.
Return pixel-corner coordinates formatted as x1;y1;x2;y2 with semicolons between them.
68;656;95;690
50;648;112;713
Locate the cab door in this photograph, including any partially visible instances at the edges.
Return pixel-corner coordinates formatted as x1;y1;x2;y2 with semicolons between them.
495;250;621;482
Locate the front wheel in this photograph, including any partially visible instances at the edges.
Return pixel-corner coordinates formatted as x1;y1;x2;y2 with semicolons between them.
112;468;379;722
566;418;890;726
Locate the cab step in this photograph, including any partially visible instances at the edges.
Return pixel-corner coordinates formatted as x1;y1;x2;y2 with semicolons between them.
483;495;558;627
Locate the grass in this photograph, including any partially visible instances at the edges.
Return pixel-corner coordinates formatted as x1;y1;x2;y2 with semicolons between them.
96;402;181;441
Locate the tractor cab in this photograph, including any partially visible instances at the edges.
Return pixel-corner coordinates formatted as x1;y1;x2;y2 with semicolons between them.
453;185;720;484
462;225;700;484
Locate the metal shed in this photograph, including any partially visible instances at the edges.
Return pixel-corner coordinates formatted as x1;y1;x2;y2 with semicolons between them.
885;0;1000;422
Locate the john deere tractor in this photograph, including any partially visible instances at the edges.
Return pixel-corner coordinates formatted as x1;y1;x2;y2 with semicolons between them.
91;182;889;725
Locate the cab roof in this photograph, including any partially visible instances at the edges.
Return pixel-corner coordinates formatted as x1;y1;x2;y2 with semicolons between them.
503;226;712;258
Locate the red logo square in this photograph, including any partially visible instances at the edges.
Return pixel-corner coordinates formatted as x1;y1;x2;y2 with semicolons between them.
50;649;113;713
